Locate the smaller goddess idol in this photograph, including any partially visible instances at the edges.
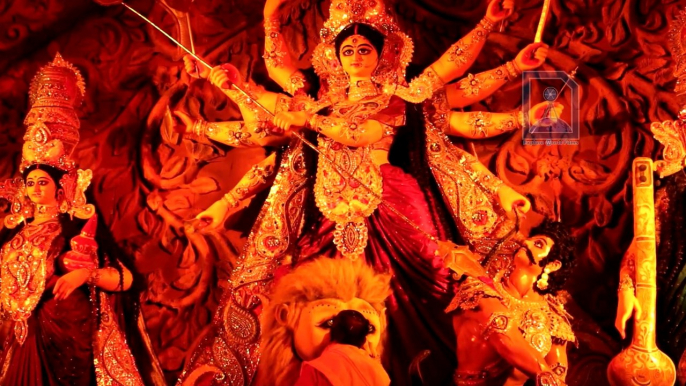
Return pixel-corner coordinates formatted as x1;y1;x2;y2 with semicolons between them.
0;54;164;386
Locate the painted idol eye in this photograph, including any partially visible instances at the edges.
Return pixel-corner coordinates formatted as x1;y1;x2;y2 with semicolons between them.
318;319;335;329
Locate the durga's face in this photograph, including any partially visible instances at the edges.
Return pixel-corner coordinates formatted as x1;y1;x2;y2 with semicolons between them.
25;169;59;206
292;297;382;361
338;35;379;79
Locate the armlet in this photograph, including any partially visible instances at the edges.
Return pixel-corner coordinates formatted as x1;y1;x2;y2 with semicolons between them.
482;311;515;340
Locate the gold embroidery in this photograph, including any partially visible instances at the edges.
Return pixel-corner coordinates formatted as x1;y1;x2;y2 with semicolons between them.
483;311;514;340
492;271;576;355
0;220;61;345
449;272;575;357
0;178;32;228
312;95;393;258
447;40;472;66
94;291;145;385
315;136;383;258
459;73;482;97
232;160;276;199
263;18;287;69
348;79;380;101
467;111;493;137
490;64;509;81
287;71;306;95
178;138;311;383
651;119;686;178
423;118;512;244
445;19;491;66
496;112;519;133
207;121;258;146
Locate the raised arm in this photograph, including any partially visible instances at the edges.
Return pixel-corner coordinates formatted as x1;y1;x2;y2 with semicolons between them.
182;55;292;120
391;0;513;103
445;101;562;139
430;0;514;83
272;97;406;148
272;111;396;148
446;43;549;109
175;110;290;148
263;0;309;95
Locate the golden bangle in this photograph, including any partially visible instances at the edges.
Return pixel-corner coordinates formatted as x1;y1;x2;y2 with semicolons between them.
221;193;240;208
505;61;521;81
517;110;528;130
192;119;208;137
87;267;100;286
479;17;496;32
306;114;321;132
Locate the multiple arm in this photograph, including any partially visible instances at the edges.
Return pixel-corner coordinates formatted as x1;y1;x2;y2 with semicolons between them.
262;0;309;95
263;17;309;96
429;18;496;85
446;63;520;109
306;114;393;147
446;110;520;139
188;116;289;148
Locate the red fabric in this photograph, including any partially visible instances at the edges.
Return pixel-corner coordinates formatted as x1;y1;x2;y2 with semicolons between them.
296;164;456;385
294;365;335;386
3;262;95;385
295;344;390;386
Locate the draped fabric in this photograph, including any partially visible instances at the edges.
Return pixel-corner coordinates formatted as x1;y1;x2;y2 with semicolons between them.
295;343;390;386
0;215;165;386
296;164;456;386
1;229;96;386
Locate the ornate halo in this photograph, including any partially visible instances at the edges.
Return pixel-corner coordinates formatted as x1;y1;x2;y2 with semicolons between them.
311;0;414;96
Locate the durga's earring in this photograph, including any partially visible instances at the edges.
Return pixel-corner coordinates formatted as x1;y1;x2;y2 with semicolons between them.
57;189;68;213
536;267;550;290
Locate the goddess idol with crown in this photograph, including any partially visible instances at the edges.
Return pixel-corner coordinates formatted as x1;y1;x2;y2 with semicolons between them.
0;55;165;386
176;0;559;385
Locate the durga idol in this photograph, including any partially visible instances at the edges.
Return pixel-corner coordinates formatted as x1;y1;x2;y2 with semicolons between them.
176;0;557;384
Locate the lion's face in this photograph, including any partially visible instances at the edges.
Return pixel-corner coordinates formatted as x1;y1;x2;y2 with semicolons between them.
292;297;382;360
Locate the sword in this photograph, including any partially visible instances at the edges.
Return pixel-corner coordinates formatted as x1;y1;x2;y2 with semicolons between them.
534;0;552;43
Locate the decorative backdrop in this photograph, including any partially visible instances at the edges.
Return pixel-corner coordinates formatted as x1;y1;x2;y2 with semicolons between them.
0;0;682;384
